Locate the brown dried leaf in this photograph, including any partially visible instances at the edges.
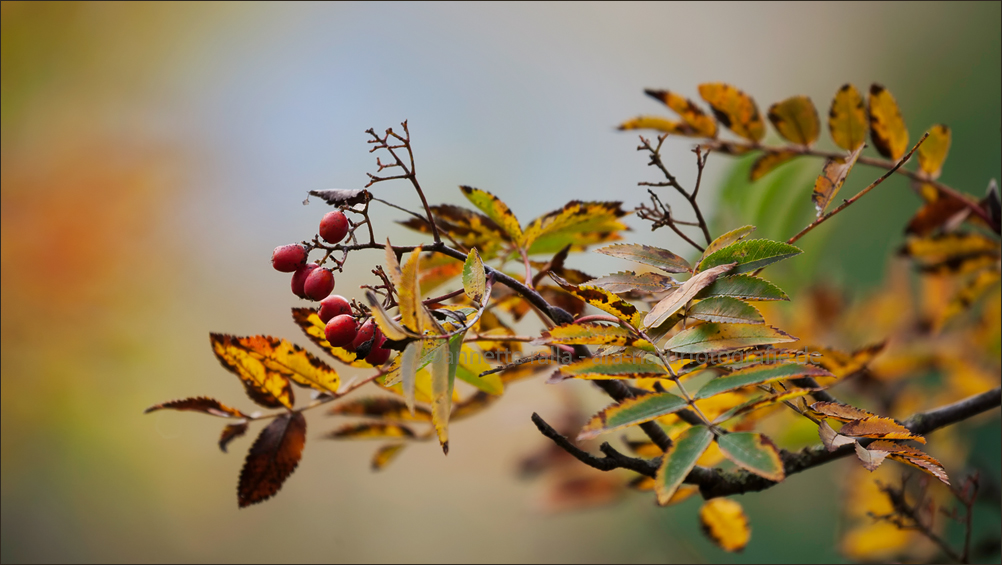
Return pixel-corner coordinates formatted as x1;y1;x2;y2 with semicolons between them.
811;145;864;216
855;442;890;471
838;417;925;444
237;412;306;507
219;422;249;453
818;420;856;452
145;396;247;419
810;401;876;422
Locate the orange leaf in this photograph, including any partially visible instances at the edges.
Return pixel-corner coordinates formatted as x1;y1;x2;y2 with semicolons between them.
237;412;306;507
210;334;295;409
838;417;925;444
809;401;876;422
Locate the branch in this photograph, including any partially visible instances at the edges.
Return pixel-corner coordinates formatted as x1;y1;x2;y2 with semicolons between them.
702;136;995;227
788;133;928;245
532;387;1001;500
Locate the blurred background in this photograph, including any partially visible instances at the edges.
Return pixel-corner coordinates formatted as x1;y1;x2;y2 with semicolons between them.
2;2;999;562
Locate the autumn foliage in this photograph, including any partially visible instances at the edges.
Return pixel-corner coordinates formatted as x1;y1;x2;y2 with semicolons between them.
148;83;1001;560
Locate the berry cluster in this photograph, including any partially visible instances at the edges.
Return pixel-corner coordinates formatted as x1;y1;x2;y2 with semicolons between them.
271;210;390;365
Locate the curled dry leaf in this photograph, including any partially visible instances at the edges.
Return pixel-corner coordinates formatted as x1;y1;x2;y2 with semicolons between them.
811;145;864;216
307;188;367;207
644;262;737;329
818;420;856;452
867;440;950;485
854;442;890;471
238;412;306;508
219;422;249;453
699;498;751;552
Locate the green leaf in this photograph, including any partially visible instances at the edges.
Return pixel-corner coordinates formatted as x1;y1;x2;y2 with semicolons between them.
558;356;669;380
462;248;486;303
687;297;763;325
700;226;756;261
695;275;790;301
577;392;688;441
399;340;422;415
644;263;737;329
596;244;691;274
656;425;713;505
521;201;629;251
587;271;676;294
697;239;802;274
664;323;797;354
431;331;464;454
695;363;831;399
460;186;523;243
716;432;785;481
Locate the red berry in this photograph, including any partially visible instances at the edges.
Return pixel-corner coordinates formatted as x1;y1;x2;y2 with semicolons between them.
318;295;352;323
272;244;307;272
365;334;392;366
324;314;357;348
291;263;319;298
319;211;349;244
304;267;335;301
351;319;380;354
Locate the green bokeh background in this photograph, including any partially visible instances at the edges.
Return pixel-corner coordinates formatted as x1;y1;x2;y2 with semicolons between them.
2;2;999;562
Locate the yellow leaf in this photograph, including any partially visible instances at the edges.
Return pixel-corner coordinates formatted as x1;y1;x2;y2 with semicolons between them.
698;83;766;142
371;443;408;471
365;291;412;341
325;422;416;440
644;89;718;137
618;116;695;135
460;185;523;244
811;144;863;216
521;201;628;252
398;205;508;259
699;498;751;552
828;83;867;151
749;150;800;181
291;308;373;368
212;334;305;409
398;247;441;334
917;124;951;179
937;267;1001;330
868;84;909;160
767;95;820;146
419;253;464;295
462;248;486;303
